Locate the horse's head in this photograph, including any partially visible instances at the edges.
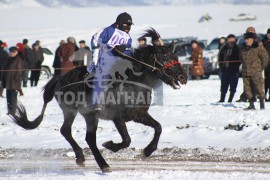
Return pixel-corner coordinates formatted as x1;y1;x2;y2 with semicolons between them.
151;43;188;89
136;27;187;89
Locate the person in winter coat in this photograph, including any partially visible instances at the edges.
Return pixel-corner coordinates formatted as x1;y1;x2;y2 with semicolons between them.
58;37;76;75
90;28;104;67
15;43;25;96
22;39;34;87
264;28;270;102
138;37;147;48
218;34;241;102
0;40;9;97
89;12;134;111
240;32;269;110
191;40;204;80
74;40;92;66
236;27;263;102
30;43;44;87
53;40;65;76
218;37;226;50
2;47;23;114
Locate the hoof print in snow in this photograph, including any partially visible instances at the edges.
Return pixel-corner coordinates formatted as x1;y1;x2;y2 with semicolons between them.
176;124;192;130
224;124;245;131
257;124;269;130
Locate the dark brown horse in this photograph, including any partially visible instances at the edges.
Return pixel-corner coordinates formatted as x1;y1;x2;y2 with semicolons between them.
10;29;187;173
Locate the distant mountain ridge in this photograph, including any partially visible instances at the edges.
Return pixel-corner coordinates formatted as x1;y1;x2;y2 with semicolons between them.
0;0;269;8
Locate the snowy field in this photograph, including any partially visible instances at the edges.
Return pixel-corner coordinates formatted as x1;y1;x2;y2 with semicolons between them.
1;2;270;179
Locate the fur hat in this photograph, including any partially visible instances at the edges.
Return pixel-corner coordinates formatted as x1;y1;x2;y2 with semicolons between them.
227;34;236;39
9;46;18;52
246;27;256;33
244;32;255;39
67;37;76;44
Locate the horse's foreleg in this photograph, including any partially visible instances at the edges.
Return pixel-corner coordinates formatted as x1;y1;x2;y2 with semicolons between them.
102;120;131;152
134;112;162;158
60;110;85;166
84;113;111;173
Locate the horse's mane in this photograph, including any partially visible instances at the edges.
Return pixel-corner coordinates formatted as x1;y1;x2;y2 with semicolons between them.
141;27;161;40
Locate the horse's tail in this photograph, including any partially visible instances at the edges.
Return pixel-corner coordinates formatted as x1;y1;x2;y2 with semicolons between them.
10;76;61;130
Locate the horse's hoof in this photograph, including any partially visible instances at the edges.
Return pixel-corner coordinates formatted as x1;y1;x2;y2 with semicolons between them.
140;150;148;160
76;159;86;167
102;166;112;173
102;141;113;149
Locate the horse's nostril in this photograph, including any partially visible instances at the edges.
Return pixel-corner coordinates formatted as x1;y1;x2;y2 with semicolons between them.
178;75;185;80
178;75;187;84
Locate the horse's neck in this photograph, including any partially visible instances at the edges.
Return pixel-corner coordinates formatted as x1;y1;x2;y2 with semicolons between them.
128;70;159;90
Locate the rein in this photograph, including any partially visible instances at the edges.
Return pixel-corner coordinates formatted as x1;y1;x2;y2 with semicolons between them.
114;48;160;72
114;48;180;80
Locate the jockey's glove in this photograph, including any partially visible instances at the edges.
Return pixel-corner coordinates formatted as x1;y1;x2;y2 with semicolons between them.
114;44;127;53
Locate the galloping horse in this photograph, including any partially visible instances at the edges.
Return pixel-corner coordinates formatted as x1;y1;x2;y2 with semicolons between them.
10;29;188;173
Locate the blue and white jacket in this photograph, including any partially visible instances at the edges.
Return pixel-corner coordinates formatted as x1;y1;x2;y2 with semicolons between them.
98;24;132;56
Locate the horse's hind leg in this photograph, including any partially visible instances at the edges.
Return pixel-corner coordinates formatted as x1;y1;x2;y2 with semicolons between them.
134;112;162;158
60;110;85;166
102;119;131;152
83;112;111;173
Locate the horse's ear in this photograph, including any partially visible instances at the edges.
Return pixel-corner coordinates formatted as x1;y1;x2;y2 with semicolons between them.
168;41;175;52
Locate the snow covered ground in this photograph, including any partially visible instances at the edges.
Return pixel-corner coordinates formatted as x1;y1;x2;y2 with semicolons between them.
1;3;270;179
1;77;270;179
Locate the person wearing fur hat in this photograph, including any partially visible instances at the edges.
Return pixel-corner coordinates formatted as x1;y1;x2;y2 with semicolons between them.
58;37;77;75
264;28;270;101
236;27;262;103
191;40;204;80
240;32;269;110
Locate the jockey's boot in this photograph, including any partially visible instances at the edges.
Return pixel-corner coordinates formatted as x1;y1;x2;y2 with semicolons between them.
244;100;255;110
260;98;265;110
218;92;226;103
228;92;235;103
94;104;103;111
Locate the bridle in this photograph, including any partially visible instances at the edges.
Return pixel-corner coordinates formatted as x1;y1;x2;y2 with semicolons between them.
114;47;181;80
153;53;181;80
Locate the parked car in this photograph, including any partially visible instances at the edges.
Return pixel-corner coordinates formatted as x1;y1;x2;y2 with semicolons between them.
40;47;54;80
229;13;256;21
171;40;213;79
236;33;266;46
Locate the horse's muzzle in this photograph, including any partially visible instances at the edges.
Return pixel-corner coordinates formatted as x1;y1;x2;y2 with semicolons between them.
178;75;187;85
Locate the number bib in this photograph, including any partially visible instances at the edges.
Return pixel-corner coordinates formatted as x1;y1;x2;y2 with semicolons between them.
107;29;130;46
